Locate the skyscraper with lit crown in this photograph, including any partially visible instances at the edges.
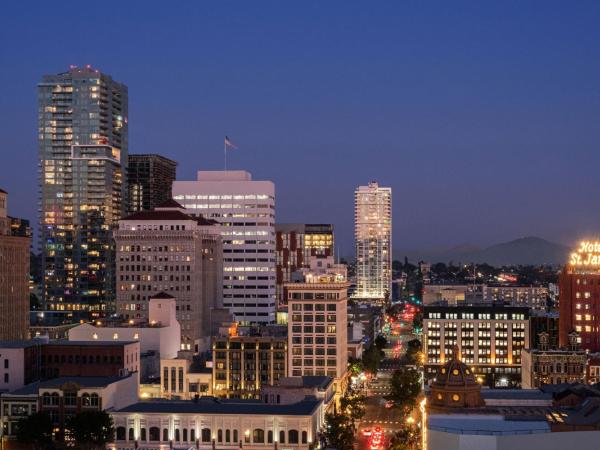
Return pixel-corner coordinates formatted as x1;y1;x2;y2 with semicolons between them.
38;65;128;315
354;181;392;301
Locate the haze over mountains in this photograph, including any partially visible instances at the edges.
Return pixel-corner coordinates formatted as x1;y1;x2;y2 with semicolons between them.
395;237;570;266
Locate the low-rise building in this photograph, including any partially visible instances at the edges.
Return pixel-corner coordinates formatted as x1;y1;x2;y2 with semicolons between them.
160;357;213;400
521;332;587;388
68;294;180;382
41;340;140;379
0;374;138;442
260;375;335;411
110;395;325;450
484;285;549;310
0;340;43;393
211;326;287;399
426;347;600;450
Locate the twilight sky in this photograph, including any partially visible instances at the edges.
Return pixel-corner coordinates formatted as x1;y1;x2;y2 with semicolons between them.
1;1;600;255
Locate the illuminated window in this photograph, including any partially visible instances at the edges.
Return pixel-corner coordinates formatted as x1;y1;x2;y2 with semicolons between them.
576;314;582;321
436;393;442;400
452;394;460;402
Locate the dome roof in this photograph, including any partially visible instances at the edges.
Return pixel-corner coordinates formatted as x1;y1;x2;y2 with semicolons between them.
433;346;479;388
429;345;484;409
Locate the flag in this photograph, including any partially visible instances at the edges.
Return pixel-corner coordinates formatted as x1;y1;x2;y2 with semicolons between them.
224;136;238;149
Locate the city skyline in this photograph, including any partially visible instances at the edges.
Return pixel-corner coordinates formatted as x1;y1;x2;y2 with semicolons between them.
3;2;600;255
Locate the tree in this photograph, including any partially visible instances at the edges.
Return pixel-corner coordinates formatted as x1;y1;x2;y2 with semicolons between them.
15;411;53;450
412;312;423;331
405;338;422;365
362;344;383;376
389;367;421;409
374;335;388;352
65;410;115;450
340;386;366;423
323;411;355;450
389;422;420;450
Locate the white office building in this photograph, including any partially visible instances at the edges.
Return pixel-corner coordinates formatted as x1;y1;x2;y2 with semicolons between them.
354;182;392;300
173;171;276;325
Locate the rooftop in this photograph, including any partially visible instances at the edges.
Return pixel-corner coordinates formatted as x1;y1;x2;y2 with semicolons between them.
481;389;553;402
428;414;550;435
7;375;134;396
120;209;217;225
0;340;44;349
116;396;322;416
46;340;137;347
277;376;333;390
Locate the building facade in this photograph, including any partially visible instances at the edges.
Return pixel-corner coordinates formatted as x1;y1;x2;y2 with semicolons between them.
173;170;276;325
484;285;549;310
275;224;334;305
211;332;287;399
559;241;600;352
0;341;43;393
0;189;30;340
40;340;139;379
114;201;222;352
286;280;349;395
521;332;587;388
39;66;128;314
110;396;325;450
68;295;181;360
128;154;177;213
354;182;392;301
423;306;529;387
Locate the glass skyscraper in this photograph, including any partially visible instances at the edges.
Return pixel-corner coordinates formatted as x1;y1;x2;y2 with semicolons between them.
38;65;128;315
354;181;392;301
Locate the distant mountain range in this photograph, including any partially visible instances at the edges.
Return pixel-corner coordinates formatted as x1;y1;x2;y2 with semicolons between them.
394;237;570;266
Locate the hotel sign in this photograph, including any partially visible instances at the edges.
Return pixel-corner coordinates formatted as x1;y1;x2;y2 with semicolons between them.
570;241;600;266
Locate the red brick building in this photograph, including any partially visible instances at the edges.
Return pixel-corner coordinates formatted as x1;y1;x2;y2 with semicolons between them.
559;241;600;352
276;224;334;305
41;340;139;378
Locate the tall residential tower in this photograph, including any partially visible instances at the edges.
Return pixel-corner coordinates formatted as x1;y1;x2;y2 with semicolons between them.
173;170;276;325
38;66;128;315
354;182;392;301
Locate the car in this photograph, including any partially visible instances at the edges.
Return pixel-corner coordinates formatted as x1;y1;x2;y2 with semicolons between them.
385;400;394;408
374;426;382;434
362;428;372;436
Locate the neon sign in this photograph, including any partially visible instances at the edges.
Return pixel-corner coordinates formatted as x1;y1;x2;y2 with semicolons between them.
570;241;600;266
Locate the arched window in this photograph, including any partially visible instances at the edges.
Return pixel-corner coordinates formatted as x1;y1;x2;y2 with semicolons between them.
233;430;238;443
267;430;273;443
218;429;223;442
253;429;264;443
277;394;281;404
140;428;147;441
226;429;231;442
175;429;180;441
302;431;308;444
163;428;169;442
191;429;196;442
128;428;134;441
279;430;285;444
81;393;91;406
90;393;99;406
288;429;299;444
116;427;126;440
201;428;211;442
149;427;160;441
183;429;188;442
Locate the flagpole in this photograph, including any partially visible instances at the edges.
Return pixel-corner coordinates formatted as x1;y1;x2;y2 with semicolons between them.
224;141;227;170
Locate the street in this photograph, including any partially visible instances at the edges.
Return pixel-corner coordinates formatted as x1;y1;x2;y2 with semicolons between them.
355;303;420;449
